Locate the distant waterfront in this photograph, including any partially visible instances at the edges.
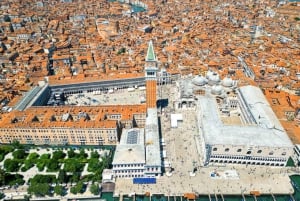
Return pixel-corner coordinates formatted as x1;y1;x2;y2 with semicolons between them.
131;4;146;12
108;0;146;12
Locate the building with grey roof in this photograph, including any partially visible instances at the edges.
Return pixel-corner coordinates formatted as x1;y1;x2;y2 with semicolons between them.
198;85;293;166
175;72;293;166
112;128;146;178
112;108;162;178
144;108;162;177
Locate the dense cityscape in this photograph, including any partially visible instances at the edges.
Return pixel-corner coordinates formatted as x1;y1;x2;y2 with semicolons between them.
0;0;299;200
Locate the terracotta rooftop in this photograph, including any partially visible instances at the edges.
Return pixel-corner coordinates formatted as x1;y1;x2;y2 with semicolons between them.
0;104;146;129
0;0;299;137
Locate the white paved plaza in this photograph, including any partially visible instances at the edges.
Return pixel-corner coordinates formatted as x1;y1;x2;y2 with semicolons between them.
65;88;146;106
114;108;295;196
114;84;296;196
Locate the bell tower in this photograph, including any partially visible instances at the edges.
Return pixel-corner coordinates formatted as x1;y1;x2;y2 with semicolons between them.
145;41;158;109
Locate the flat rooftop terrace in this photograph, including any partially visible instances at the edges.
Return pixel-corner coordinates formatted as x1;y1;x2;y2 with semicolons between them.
215;98;243;126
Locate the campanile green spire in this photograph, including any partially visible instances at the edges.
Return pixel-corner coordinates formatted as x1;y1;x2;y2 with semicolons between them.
146;40;156;62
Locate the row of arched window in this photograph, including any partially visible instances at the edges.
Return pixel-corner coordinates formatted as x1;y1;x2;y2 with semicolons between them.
211;155;286;162
209;159;285;166
212;147;286;156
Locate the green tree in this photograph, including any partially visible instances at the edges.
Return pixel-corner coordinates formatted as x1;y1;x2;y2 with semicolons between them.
64;159;84;172
90;151;99;159
70;172;81;183
22;160;34;171
54;185;64;196
70;186;77;194
36;160;46;171
40;153;51;159
47;159;59;171
88;158;100;172
0;192;5;199
101;156;111;170
0;154;5;162
75;181;85;194
12;149;28;159
0;145;13;162
4;159;20;172
52;150;66;160
11;140;23;149
0;168;5;186
30;174;56;184
68;149;75;158
81;174;94;182
79;149;87;159
5;174;25;186
28;183;50;197
37;154;50;171
28;153;39;161
90;183;100;195
64;160;77;172
93;169;102;182
57;170;67;184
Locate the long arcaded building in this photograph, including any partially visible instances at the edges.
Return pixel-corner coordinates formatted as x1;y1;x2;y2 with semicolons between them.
0;105;146;145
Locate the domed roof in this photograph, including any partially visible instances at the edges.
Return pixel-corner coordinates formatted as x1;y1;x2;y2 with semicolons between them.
207;71;220;85
222;77;233;87
206;70;214;78
209;73;220;82
211;85;223;95
192;75;207;86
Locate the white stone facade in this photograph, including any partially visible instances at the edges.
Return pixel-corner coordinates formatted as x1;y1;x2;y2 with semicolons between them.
208;144;292;166
112;163;145;178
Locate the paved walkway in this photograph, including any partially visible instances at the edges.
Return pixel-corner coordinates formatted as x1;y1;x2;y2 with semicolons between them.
3;182;100;201
114;165;294;196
